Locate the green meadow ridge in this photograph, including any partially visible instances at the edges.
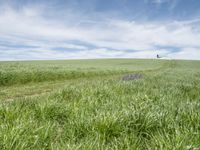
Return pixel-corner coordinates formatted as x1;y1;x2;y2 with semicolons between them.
0;59;200;149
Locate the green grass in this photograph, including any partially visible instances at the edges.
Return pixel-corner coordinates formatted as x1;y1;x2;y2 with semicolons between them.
0;59;164;86
0;59;200;149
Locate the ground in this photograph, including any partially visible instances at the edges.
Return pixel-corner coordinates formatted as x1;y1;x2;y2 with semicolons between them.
0;59;200;149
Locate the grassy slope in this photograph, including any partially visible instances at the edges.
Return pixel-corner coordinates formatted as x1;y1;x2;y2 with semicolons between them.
0;59;165;101
0;59;164;86
0;59;200;149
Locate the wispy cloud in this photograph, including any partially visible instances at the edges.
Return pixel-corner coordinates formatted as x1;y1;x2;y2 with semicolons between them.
152;0;168;4
0;2;200;60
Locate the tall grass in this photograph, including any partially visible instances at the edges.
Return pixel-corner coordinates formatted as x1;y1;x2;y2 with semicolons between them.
0;59;165;86
0;59;200;149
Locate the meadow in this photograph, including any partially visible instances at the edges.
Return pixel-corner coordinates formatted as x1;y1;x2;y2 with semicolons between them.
0;59;200;149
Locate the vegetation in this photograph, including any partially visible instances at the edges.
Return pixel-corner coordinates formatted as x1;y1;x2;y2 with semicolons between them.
0;59;200;149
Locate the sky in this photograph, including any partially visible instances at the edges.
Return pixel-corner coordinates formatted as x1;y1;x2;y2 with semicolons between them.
0;0;200;60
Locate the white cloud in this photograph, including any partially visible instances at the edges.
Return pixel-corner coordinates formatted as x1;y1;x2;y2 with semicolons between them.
0;6;200;60
168;48;200;60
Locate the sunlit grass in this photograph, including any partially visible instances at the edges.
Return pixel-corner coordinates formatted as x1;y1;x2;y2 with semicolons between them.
0;59;199;149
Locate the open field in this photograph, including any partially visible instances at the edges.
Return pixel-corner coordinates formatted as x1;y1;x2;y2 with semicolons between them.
0;59;200;149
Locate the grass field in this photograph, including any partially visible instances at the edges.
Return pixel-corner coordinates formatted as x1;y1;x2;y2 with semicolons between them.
0;59;200;149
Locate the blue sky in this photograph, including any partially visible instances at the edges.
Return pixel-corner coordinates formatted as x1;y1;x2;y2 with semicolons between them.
0;0;200;60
